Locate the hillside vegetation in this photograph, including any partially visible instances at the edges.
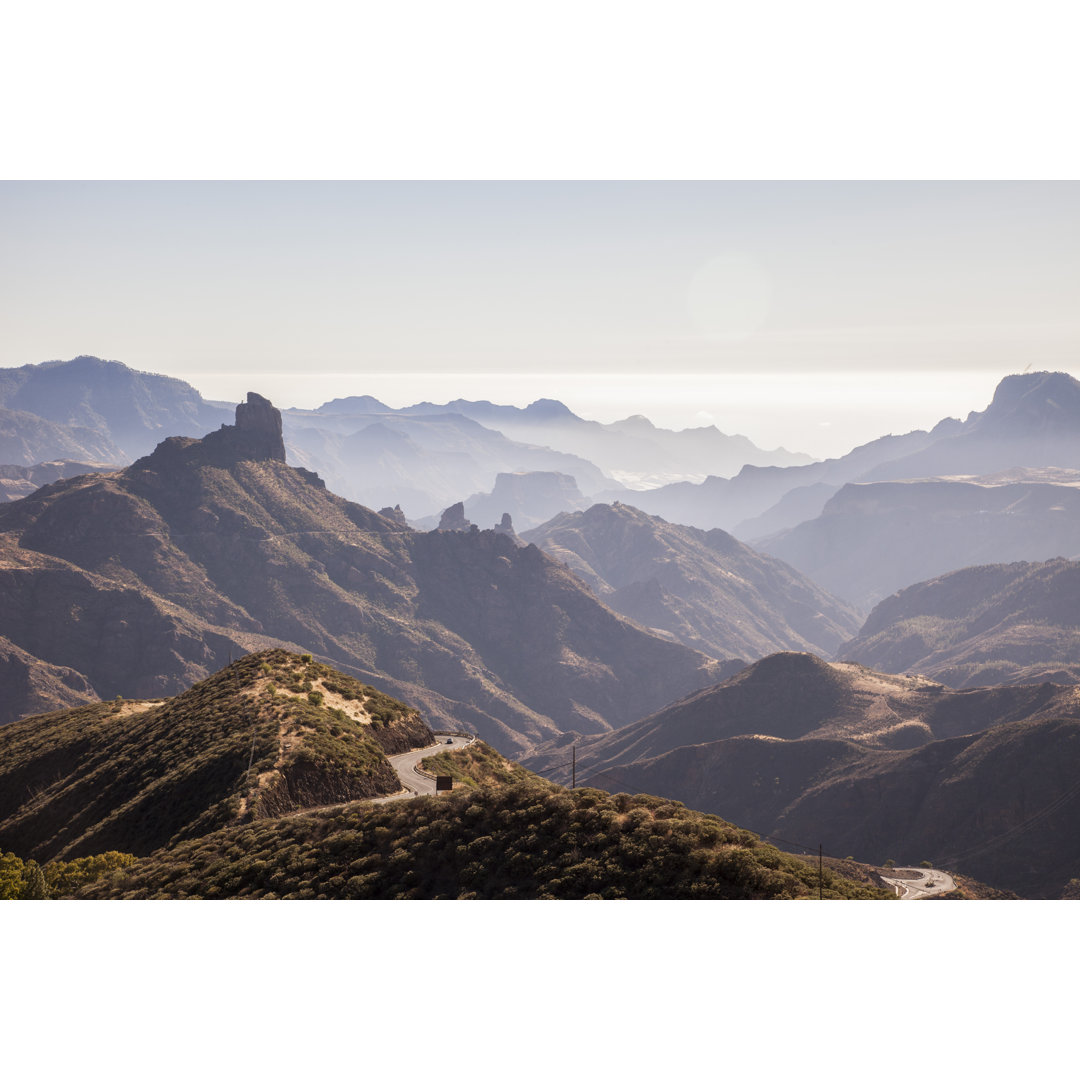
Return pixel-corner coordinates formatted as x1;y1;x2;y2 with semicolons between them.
75;781;892;900
0;650;432;861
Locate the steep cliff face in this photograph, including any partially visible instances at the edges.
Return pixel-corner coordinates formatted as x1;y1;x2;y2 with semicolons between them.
0;636;99;726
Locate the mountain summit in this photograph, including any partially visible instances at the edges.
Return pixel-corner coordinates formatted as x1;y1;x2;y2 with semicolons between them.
138;391;287;470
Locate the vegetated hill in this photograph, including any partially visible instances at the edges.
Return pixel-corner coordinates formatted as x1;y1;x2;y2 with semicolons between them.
521;651;1080;784
0;635;99;726
345;395;812;487
0;356;233;460
72;779;891;900
0;650;433;863
0;394;724;752
521;502;860;659
839;558;1080;687
757;471;1080;610
0;460;115;502
606;370;1080;536
589;713;1080;899
0;405;123;467
282;409;615;520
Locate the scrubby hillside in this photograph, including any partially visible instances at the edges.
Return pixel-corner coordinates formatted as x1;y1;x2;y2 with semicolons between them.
0;650;432;862
75;782;892;900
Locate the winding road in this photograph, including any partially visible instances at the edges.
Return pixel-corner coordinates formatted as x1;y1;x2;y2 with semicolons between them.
374;733;476;802
878;867;957;899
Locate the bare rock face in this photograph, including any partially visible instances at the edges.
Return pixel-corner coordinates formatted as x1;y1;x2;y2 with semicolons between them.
437;502;471;531
217;392;286;463
138;391;287;469
377;504;410;527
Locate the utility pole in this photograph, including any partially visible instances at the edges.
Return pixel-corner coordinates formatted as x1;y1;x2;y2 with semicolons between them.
572;745;576;789
819;844;823;900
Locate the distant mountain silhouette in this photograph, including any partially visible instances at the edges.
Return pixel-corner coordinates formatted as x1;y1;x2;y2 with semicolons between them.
282;408;613;519
758;469;1080;610
354;395;812;484
612;371;1080;536
0;356;233;460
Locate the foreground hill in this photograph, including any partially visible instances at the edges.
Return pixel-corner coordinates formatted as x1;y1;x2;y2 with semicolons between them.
0;393;723;751
0;650;432;862
840;558;1080;686
522;502;859;659
758;470;1080;610
72;777;890;900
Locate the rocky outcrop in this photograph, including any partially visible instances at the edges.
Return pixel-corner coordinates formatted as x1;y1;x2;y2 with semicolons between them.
437;502;471;531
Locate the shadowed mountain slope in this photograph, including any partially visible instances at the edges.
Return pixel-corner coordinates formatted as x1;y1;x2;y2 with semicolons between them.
519;651;1080;898
0;395;724;752
839;557;1080;686
521;502;860;659
0;650;433;863
589;714;1080;899
0;356;233;460
0;636;99;726
522;651;1080;779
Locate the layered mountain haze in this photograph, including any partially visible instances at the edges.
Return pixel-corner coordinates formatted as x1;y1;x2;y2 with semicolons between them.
758;470;1080;610
0;355;233;460
327;395;812;488
282;408;612;520
0;393;726;752
521;502;859;659
609;371;1080;543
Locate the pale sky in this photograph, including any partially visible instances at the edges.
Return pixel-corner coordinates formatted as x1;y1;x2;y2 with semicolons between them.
2;181;1078;458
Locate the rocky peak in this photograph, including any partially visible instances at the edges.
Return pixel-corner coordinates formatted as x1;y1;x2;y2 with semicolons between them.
437;502;472;531
138;391;286;470
974;371;1080;436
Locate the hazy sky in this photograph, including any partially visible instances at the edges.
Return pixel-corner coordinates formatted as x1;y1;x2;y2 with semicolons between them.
2;180;1078;457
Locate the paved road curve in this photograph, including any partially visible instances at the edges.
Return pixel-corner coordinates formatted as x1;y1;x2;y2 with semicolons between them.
374;734;475;802
878;867;957;899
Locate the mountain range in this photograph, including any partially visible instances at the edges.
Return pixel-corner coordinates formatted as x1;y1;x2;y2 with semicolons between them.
0;392;731;754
